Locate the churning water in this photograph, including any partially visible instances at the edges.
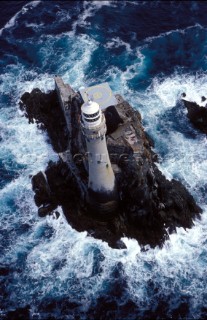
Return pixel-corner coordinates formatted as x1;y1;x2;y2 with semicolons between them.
0;1;207;318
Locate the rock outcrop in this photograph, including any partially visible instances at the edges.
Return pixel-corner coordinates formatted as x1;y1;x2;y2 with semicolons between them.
20;89;69;152
19;85;202;249
182;96;207;134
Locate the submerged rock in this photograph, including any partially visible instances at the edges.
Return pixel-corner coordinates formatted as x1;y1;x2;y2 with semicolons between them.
20;83;202;249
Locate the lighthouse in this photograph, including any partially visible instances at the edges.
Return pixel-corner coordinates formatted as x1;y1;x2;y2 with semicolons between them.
81;98;118;216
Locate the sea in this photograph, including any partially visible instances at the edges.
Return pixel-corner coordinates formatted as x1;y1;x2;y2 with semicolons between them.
0;1;207;319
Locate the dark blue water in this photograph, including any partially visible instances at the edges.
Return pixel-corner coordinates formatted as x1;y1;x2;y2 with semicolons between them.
0;1;207;319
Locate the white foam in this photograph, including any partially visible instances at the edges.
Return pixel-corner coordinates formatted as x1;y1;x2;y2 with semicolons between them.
71;0;116;34
0;12;19;34
91;68;207;313
109;205;207;314
0;32;108;307
56;10;71;23
0;62;58;225
29;0;41;8
14;210;107;303
105;37;133;53
0;114;57;169
0;14;207;316
143;23;203;44
30;32;98;90
152;72;207;108
0;1;41;36
127;0;147;4
128;73;207;200
0;64;55;98
25;22;45;30
101;48;145;96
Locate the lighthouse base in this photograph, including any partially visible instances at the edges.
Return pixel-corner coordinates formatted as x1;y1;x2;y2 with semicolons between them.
87;188;118;220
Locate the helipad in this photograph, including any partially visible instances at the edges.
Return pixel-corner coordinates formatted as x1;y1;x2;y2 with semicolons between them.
79;82;117;110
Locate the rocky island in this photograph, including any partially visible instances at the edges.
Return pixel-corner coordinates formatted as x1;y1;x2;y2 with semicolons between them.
182;93;207;134
19;78;202;249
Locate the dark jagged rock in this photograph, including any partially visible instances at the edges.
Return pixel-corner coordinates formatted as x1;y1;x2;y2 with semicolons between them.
0;265;10;276
38;204;57;217
32;171;52;207
20;89;69;152
182;98;207;134
6;306;30;320
104;105;123;134
20;85;202;249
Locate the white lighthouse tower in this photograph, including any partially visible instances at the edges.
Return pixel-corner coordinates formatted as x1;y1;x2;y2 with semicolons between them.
81;98;118;216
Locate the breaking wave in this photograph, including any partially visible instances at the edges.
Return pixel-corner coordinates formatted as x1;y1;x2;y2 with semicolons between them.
0;1;41;36
0;1;207;318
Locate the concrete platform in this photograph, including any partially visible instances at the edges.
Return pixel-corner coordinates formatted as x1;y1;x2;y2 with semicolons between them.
79;82;117;110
